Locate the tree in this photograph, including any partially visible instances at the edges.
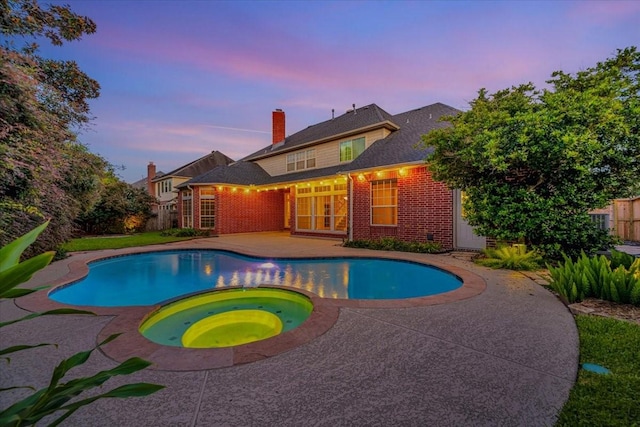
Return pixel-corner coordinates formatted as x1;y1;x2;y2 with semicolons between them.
77;173;157;234
422;47;640;259
1;0;107;256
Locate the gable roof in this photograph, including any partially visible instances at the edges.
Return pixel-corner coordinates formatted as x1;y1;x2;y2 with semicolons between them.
153;150;234;182
131;171;165;189
182;102;459;187
345;102;459;171
241;104;399;162
185;161;272;186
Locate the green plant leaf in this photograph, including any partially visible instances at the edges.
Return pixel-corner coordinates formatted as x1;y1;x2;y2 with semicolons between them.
0;343;55;357
0;251;55;297
1;288;37;299
46;383;164;427
0;221;50;272
0;309;95;329
0;385;36;393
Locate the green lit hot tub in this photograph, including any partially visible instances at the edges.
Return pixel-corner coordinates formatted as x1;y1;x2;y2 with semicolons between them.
139;288;313;348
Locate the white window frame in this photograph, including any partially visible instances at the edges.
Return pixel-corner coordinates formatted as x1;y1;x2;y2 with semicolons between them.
287;149;316;172
181;190;193;228
370;179;397;226
199;189;215;229
339;137;366;162
295;182;347;233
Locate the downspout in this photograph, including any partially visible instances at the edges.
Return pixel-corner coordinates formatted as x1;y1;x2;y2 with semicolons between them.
347;174;354;241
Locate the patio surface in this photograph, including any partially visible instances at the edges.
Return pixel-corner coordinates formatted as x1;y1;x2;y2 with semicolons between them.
0;233;578;426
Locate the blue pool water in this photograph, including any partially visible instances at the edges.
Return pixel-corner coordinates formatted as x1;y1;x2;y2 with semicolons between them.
49;250;462;307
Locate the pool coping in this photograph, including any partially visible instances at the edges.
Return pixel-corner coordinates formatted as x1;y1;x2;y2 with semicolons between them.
16;246;486;371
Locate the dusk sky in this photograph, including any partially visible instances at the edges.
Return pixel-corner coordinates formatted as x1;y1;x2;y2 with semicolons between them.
41;0;640;183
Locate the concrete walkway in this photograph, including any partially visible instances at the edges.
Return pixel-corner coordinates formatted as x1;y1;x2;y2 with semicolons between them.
0;233;578;426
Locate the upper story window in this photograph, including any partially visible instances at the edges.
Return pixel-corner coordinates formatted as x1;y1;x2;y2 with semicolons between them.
340;137;366;162
157;179;172;194
286;149;316;172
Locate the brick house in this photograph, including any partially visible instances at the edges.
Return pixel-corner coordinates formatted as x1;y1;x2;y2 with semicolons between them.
176;103;486;250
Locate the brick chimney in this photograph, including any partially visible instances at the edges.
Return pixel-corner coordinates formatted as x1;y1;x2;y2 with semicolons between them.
147;162;156;196
272;109;285;144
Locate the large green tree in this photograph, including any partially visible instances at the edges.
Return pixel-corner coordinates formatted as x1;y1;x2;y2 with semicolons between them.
422;47;640;259
1;0;107;255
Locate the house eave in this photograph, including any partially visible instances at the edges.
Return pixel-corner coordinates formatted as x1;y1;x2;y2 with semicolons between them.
342;160;426;176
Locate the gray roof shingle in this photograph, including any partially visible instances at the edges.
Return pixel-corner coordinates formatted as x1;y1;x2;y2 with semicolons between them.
241;104;397;161
345;103;459;171
182;102;459;187
154;150;234;181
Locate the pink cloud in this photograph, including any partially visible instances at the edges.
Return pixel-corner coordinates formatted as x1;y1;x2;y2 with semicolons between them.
569;1;640;26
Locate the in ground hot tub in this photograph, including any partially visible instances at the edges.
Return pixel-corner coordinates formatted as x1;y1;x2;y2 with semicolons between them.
139;288;313;348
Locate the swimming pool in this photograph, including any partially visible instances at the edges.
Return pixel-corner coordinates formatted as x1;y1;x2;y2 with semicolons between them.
49;250;462;307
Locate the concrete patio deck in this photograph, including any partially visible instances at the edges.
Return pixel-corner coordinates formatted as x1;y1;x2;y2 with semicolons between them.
0;233;578;426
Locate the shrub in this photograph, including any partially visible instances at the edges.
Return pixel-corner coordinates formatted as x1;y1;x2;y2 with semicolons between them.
159;228;212;238
475;245;542;271
548;252;640;306
610;249;636;270
343;237;443;254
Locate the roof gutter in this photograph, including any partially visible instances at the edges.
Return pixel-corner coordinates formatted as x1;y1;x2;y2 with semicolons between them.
343;160;426;176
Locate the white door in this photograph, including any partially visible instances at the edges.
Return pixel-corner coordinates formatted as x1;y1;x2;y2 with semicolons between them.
454;190;486;250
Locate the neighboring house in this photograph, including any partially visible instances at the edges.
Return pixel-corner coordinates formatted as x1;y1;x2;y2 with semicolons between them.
176;103;485;250
131;163;164;192
151;150;235;213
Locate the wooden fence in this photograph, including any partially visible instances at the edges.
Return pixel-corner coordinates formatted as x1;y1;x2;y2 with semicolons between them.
614;197;640;242
145;209;178;231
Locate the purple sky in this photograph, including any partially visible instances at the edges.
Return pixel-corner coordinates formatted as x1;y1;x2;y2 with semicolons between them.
42;0;640;183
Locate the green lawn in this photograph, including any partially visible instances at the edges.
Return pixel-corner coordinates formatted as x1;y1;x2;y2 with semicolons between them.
556;315;640;426
61;231;194;252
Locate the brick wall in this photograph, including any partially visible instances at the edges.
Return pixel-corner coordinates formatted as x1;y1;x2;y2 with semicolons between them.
351;167;453;249
177;187;285;233
215;188;285;234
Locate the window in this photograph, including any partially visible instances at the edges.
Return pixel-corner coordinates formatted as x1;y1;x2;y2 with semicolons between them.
590;214;610;231
296;197;312;230
371;179;397;225
200;199;215;228
181;191;192;228
200;188;215;228
158;180;172;194
295;181;347;232
340;137;366;162
287;149;316;172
